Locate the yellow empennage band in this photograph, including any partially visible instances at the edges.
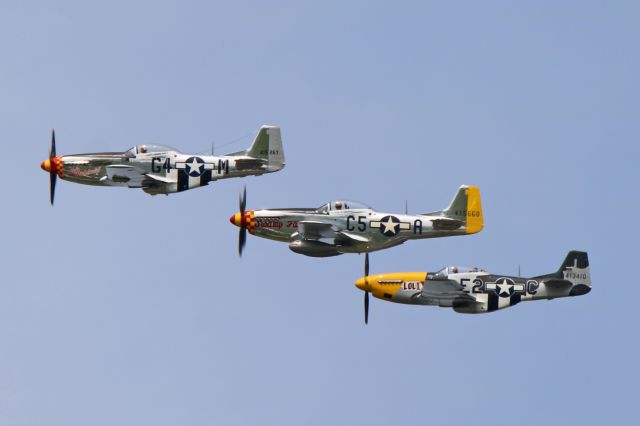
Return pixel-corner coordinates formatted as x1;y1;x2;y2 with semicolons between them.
465;186;483;234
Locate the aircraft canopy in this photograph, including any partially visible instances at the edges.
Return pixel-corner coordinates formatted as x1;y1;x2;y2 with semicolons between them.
432;265;486;278
316;200;372;213
127;144;178;156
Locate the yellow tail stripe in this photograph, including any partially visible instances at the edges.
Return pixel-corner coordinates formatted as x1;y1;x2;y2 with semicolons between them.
465;186;484;234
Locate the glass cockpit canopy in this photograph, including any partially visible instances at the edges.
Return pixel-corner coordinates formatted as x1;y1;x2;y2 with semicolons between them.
315;200;373;213
432;265;487;278
126;144;179;156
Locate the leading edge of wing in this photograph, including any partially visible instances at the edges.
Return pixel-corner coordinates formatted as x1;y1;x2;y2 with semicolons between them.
296;222;370;246
420;280;478;305
297;221;337;239
105;165;177;187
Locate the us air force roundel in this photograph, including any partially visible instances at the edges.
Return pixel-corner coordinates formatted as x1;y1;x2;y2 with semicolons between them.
176;157;215;192
485;277;525;298
369;215;411;236
184;156;205;177
495;277;516;297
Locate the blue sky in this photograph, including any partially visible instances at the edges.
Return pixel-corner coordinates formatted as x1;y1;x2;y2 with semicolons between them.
1;1;638;425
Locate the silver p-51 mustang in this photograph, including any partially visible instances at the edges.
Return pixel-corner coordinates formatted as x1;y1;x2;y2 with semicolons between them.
355;251;591;323
230;185;483;257
40;126;285;204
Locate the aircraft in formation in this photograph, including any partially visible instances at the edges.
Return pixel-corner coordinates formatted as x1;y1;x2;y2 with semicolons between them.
40;126;285;204
229;185;484;257
39;125;590;321
355;251;591;323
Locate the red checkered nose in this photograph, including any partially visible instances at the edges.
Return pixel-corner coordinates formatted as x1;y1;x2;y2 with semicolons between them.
230;211;254;228
230;211;255;235
40;156;63;175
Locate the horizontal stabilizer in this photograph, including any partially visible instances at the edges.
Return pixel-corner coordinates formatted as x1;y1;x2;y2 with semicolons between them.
235;158;266;170
533;251;591;289
431;218;464;230
543;279;573;289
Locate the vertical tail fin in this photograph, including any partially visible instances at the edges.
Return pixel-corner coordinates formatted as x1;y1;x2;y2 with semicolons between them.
559;251;591;295
534;251;591;296
441;185;484;234
557;251;589;274
245;125;285;172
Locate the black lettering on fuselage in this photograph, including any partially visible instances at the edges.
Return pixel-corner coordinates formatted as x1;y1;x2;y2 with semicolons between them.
217;159;229;175
151;157;162;173
413;219;423;234
347;215;367;232
347;215;355;231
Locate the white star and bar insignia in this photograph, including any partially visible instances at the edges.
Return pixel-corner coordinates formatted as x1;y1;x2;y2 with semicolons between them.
175;156;215;177
485;277;525;298
369;215;411;236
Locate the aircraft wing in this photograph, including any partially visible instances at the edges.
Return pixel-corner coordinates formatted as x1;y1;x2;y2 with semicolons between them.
296;222;369;250
420;279;477;306
144;174;176;184
105;165;176;188
297;221;337;239
105;165;148;187
336;231;369;244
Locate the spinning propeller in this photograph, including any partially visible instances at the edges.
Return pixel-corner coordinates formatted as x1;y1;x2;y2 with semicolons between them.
40;129;58;205
364;253;370;324
237;186;247;256
229;186;253;257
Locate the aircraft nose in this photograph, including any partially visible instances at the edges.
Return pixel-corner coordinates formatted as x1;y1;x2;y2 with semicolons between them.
355;277;366;291
40;156;63;175
230;212;242;227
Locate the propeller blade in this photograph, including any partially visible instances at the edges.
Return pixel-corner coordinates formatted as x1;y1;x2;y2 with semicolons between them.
365;252;369;277
240;185;246;213
239;227;247;257
51;128;56;158
238;186;247;256
50;172;57;205
364;252;370;324
364;291;369;324
49;128;57;205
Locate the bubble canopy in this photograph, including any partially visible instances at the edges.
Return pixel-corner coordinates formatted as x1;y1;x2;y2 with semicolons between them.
126;144;179;156
316;200;373;213
432;265;487;278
